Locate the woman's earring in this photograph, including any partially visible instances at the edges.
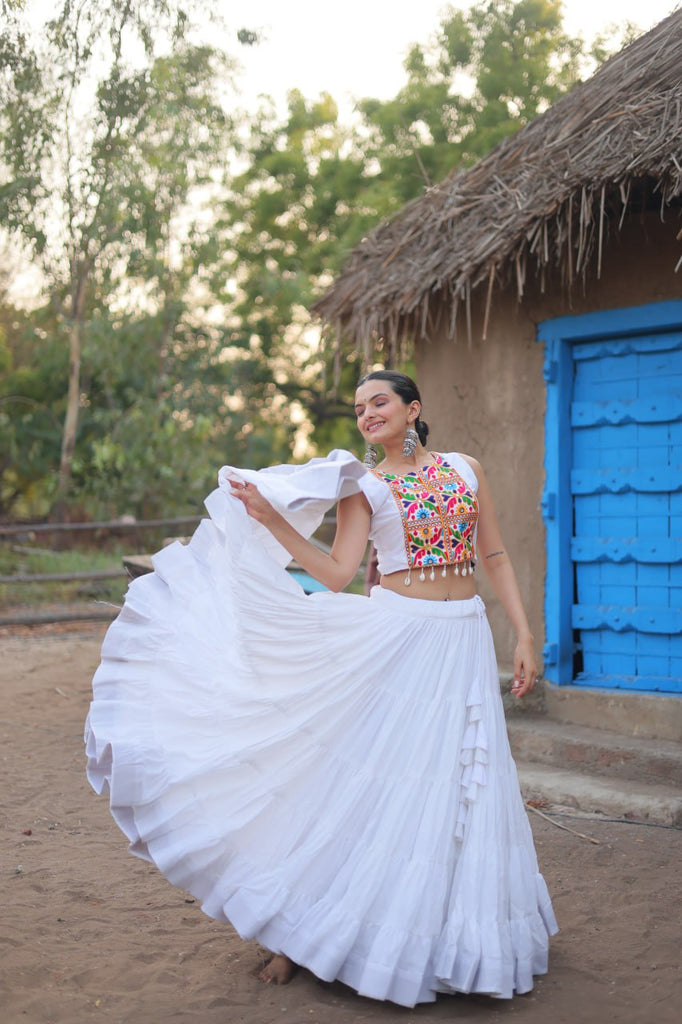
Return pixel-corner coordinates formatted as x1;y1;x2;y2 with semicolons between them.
402;426;418;458
363;443;378;468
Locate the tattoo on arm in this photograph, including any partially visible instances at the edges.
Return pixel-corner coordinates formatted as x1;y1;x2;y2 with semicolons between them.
485;550;505;559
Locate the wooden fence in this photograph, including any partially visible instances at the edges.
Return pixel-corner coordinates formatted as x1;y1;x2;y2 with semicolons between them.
0;516;202;627
0;514;351;627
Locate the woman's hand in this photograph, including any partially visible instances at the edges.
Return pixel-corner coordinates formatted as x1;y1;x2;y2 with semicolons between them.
228;479;279;528
227;482;370;593
511;633;538;699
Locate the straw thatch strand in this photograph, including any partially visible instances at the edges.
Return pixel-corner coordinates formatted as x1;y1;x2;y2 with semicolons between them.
313;9;682;356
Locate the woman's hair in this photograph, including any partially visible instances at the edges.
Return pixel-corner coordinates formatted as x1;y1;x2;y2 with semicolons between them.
357;370;430;445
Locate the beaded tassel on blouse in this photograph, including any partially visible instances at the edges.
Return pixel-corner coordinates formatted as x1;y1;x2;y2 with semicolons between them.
408;560;475;585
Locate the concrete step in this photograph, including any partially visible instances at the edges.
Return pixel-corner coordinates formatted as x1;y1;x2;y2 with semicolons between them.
541;682;682;742
507;715;682;787
516;761;682;827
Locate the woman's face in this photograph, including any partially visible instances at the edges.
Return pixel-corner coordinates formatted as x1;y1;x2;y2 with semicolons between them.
353;380;419;447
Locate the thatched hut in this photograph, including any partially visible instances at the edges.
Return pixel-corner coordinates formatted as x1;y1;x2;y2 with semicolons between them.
314;11;682;696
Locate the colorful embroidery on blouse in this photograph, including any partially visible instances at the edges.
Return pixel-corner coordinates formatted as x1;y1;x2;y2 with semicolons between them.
373;454;478;572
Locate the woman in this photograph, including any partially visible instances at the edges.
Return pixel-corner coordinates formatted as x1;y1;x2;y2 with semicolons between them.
86;369;557;1008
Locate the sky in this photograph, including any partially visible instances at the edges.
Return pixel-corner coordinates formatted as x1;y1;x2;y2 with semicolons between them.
224;0;681;113
24;1;681;113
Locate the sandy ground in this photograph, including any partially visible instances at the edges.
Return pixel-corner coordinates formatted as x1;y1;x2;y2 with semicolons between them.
1;623;681;1024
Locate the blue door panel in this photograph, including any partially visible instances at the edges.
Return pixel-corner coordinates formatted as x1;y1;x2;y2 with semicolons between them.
601;562;637;586
639;349;682;377
637;632;669;657
599;354;637;381
639;426;672;464
571;432;596;461
541;301;682;693
637;563;670;586
598;425;638;452
637;493;668;519
638;585;672;604
601;586;637;604
571;335;681;692
638;655;671;677
672;491;682;537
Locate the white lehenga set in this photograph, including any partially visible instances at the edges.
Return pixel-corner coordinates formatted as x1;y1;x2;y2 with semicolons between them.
85;449;557;1008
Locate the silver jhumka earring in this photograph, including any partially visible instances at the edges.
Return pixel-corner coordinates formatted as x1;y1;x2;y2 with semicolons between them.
402;426;419;458
363;444;378;468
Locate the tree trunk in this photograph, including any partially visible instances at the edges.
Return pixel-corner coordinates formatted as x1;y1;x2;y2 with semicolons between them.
53;284;85;521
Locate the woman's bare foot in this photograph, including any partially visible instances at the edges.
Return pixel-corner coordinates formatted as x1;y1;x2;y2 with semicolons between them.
259;953;298;985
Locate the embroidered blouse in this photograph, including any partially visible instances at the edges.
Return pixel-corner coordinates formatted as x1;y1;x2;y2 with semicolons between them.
367;453;479;580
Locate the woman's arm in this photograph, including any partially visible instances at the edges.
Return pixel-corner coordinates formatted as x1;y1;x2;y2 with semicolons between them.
462;455;538;698
229;481;372;592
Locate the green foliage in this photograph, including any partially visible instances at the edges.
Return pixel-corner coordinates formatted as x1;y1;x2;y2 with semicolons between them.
0;286;299;521
0;1;238;514
71;311;296;520
0;0;625;522
0;297;66;518
358;0;585;183
219;0;599;452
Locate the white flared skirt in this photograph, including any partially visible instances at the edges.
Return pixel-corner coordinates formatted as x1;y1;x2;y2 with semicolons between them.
85;482;557;1007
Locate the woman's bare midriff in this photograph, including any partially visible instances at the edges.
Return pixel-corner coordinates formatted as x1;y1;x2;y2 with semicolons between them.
379;567;477;601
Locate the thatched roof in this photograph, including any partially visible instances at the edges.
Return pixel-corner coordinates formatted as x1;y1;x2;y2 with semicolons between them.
313;8;682;355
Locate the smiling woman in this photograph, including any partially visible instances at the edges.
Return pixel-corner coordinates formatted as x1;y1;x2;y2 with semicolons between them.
86;367;556;1008
354;372;427;451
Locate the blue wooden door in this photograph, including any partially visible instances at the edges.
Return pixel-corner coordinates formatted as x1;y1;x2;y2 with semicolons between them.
541;301;682;693
571;335;682;691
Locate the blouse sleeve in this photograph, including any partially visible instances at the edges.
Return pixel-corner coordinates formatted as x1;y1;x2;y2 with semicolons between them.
211;449;385;567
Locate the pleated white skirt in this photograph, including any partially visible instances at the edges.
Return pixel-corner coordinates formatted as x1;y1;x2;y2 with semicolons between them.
85;479;557;1007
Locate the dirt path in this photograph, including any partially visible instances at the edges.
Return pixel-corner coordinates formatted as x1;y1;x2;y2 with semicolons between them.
1;625;680;1023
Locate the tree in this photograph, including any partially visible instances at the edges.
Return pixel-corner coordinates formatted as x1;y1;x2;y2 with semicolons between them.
0;289;65;518
71;306;296;519
0;0;234;516
357;0;587;195
221;1;601;446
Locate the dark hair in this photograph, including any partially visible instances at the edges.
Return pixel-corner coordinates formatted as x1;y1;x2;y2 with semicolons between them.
357;370;430;445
